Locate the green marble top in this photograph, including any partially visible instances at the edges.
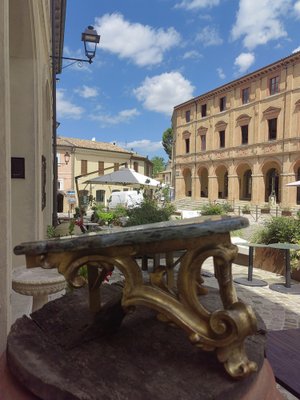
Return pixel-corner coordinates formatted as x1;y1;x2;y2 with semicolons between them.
14;215;249;256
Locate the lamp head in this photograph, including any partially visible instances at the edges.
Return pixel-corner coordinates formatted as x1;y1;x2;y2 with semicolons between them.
81;26;100;63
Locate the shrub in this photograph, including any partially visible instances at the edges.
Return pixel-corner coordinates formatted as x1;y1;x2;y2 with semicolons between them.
200;202;226;215
252;216;300;270
242;204;251;213
125;199;175;226
222;202;234;213
251;216;300;245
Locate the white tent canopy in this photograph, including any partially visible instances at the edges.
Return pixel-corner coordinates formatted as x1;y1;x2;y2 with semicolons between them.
286;180;300;187
85;167;162;188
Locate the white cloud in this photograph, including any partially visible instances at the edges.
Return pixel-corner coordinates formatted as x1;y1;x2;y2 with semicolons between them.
56;90;84;119
217;67;226;79
183;50;203;60
196;26;223;47
133;72;195;116
294;1;300;18
292;46;300;53
94;13;180;67
234;52;255;73
119;139;163;153
175;0;220;10
231;0;291;49
75;85;98;98
91;108;140;125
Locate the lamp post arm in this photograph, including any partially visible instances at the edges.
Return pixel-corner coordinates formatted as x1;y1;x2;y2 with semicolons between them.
51;55;93;64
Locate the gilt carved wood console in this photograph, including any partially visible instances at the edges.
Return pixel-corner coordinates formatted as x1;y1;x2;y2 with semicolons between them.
14;215;258;379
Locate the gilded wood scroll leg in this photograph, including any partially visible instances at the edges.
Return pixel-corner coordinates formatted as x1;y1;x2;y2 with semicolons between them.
213;246;238;309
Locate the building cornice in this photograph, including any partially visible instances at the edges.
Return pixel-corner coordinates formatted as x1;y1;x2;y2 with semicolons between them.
173;51;300;111
52;0;67;74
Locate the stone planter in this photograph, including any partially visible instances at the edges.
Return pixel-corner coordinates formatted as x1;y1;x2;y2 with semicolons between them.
281;210;292;217
260;209;270;214
291;267;300;282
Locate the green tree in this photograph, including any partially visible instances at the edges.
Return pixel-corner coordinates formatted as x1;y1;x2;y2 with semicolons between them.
151;156;165;177
162;128;173;159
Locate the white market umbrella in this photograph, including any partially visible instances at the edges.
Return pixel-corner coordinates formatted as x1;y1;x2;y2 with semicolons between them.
286;180;300;187
85;167;162;188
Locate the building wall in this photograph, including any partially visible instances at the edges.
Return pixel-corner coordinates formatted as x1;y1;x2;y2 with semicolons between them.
172;53;300;208
57;142;153;212
0;0;59;353
0;0;12;355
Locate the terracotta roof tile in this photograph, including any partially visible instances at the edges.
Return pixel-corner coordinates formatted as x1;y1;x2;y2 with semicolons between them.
57;136;131;154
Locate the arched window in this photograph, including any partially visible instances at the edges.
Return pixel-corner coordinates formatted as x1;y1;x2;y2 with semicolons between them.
243;170;252;200
265;168;280;203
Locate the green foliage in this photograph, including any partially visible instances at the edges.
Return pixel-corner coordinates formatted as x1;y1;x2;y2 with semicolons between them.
125;198;175;226
252;217;300;270
222;202;234;213
68;220;75;236
98;211;116;225
242;204;251;213
151;156;166;177
252;217;300;245
200;202;227;215
162;128;173;160
46;225;57;238
231;229;244;238
94;204;127;226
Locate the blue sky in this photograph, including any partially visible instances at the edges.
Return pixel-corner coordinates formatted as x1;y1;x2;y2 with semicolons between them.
57;0;300;160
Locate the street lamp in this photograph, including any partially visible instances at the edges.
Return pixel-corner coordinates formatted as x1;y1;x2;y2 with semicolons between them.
64;151;70;165
81;26;100;63
51;25;100;66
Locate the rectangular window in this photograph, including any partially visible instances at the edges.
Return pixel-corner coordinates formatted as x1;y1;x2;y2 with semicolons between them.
98;161;104;175
114;162;119;171
219;96;226;112
241;125;248;145
268;118;277;140
81;160;87;175
201;104;207;117
269;76;279;95
96;189;105;203
185;138;190;153
185;110;191;122
133;161;139;172
242;87;250;104
219;130;225;148
200;135;206;151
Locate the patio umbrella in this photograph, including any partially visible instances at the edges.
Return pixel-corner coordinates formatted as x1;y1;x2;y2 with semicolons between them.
286;180;300;187
85;167;162;188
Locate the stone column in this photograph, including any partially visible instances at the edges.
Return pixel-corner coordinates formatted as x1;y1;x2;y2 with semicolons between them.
208;176;218;201
228;174;239;205
251;174;264;205
281;173;296;207
0;0;12;353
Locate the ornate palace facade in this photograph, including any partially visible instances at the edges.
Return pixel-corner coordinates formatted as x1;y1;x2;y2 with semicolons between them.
172;51;300;208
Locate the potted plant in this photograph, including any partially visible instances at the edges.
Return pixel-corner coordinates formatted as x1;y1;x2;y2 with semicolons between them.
251;217;300;279
242;204;251;214
260;205;270;214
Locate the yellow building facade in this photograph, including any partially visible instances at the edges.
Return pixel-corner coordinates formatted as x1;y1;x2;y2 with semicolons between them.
57;136;153;212
0;0;65;352
172;52;300;209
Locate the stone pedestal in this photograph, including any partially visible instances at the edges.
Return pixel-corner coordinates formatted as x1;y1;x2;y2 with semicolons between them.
5;284;283;400
12;266;67;312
